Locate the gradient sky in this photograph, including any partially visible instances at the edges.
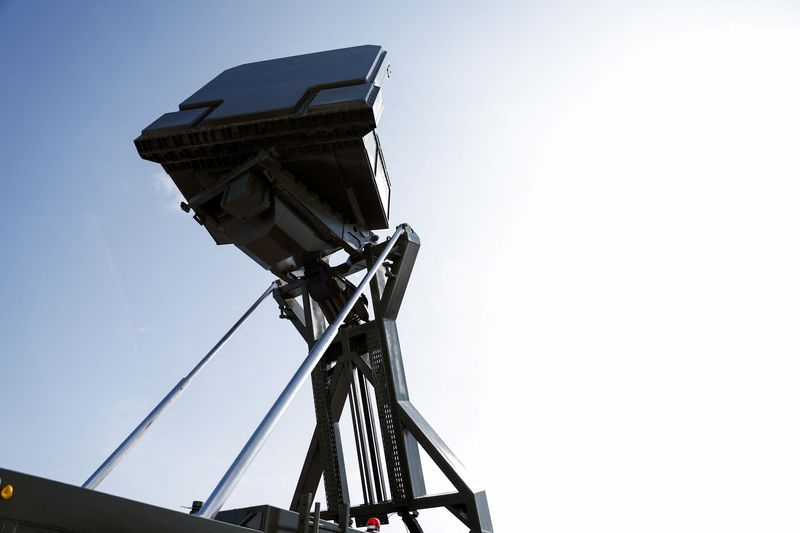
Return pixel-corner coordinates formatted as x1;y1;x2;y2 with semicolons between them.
2;1;800;531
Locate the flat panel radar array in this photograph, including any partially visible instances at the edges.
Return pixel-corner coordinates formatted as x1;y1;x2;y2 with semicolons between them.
135;45;391;277
0;46;493;533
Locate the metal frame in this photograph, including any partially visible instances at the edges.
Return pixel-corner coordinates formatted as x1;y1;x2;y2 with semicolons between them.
196;226;408;520
279;226;493;532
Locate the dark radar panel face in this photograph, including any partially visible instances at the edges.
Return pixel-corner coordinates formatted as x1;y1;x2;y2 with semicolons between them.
135;45;391;275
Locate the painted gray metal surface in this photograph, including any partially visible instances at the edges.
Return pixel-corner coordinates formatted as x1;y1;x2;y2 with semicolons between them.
0;468;253;533
82;282;278;490
135;45;392;277
0;468;358;533
178;45;384;124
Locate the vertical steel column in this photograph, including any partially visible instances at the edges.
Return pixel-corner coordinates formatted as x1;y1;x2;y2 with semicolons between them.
305;281;351;511
311;360;349;509
348;366;374;504
365;230;426;502
196;226;406;519
82;282;278;490
358;372;386;502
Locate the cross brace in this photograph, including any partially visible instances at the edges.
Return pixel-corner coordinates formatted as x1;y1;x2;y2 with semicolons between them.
275;227;493;532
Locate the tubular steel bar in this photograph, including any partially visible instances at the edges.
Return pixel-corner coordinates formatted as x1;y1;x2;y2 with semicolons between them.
196;225;407;519
82;281;280;490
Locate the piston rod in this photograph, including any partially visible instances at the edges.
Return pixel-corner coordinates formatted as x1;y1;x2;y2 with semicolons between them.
82;281;279;490
196;225;407;519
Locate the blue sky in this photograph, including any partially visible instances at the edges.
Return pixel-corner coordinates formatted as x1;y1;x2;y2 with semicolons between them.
2;1;800;531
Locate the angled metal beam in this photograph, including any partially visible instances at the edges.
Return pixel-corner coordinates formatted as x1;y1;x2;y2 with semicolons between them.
82;282;279;490
445;503;472;528
291;430;322;511
347;352;374;382
379;228;420;320
395;401;473;495
291;351;353;510
273;292;308;342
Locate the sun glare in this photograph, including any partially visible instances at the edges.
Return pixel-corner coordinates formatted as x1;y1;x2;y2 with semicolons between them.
482;21;800;532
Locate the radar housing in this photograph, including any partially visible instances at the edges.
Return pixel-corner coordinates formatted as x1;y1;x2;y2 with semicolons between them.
135;45;391;277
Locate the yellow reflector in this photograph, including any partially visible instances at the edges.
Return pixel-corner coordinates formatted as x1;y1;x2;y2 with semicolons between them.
0;484;13;500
